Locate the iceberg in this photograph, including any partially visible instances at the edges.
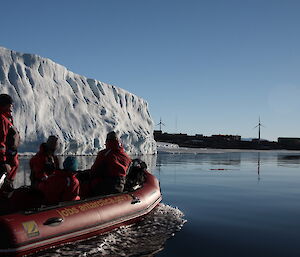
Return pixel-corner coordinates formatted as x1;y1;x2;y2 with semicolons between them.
0;46;156;155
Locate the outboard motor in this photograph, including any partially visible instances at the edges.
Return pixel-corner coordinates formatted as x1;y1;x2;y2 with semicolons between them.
125;159;147;192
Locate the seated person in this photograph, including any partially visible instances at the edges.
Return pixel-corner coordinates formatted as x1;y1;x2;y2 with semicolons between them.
39;156;80;205
29;136;60;188
90;131;132;195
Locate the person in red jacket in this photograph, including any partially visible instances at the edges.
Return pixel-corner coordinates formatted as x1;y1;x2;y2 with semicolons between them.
90;131;132;195
0;94;20;193
29;136;60;188
39;156;80;205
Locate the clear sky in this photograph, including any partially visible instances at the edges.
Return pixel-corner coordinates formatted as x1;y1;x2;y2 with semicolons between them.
1;0;300;141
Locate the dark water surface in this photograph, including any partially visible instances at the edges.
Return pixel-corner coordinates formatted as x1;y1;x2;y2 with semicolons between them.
154;151;300;257
15;151;300;256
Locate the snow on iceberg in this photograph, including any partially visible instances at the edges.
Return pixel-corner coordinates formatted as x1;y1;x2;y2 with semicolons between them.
0;46;156;155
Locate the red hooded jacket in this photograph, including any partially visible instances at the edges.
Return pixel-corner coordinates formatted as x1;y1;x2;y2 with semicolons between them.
0;111;20;180
91;140;132;178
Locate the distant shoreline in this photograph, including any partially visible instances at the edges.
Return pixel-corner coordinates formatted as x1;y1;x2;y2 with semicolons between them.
154;131;300;151
156;142;300;154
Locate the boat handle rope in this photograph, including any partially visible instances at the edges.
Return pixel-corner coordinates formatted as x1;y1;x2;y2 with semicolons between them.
129;194;141;204
44;217;64;226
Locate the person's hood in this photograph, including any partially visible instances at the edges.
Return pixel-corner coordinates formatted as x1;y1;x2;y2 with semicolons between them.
106;139;123;151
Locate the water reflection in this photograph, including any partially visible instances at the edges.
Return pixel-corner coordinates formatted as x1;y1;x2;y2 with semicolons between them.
257;152;261;182
156;151;300;170
277;153;300;166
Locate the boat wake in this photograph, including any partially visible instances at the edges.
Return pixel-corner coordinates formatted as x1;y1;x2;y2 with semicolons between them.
33;203;186;257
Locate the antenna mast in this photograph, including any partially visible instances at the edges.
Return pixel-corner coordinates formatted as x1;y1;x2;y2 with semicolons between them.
254;117;263;143
156;118;165;131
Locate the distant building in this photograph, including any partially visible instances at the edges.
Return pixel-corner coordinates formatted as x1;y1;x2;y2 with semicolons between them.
211;134;241;141
278;137;300;147
252;138;269;143
153;130;163;137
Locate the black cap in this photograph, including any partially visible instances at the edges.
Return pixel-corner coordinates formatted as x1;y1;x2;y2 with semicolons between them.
46;135;58;152
106;131;118;141
0;94;13;107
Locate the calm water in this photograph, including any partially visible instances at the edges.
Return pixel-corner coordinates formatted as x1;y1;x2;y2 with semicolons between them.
15;150;300;256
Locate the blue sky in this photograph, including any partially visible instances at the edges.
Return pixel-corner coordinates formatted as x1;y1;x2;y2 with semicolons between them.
1;0;300;140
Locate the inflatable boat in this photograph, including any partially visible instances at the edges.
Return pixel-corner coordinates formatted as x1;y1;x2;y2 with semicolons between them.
0;171;162;256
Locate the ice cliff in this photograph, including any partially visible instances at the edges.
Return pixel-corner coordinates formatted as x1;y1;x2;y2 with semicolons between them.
0;46;156;155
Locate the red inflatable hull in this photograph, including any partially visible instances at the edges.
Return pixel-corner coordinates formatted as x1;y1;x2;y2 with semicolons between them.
0;171;162;256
